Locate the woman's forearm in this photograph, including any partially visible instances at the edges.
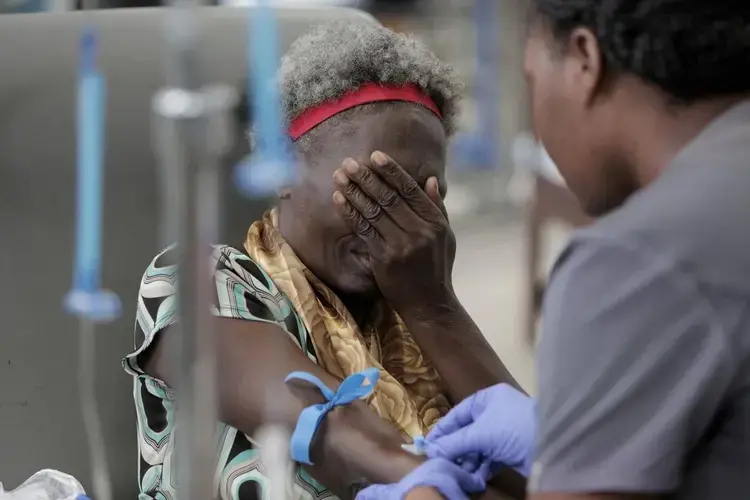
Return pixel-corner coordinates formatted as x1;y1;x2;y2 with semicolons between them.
402;482;525;500
406;487;445;500
145;318;423;499
484;469;527;500
401;487;512;500
306;401;425;497
476;486;523;500
398;296;525;404
218;319;425;498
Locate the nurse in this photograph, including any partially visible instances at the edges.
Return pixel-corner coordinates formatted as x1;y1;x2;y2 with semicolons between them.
358;0;750;498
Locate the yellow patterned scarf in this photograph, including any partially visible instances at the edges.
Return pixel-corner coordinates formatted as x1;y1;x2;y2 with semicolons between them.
244;209;451;438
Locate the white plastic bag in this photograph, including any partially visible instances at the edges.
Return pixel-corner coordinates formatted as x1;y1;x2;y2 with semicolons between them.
0;470;86;500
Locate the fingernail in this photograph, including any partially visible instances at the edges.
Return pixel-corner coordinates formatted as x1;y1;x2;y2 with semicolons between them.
332;191;346;204
333;170;349;185
371;151;387;166
426;177;439;194
342;158;359;174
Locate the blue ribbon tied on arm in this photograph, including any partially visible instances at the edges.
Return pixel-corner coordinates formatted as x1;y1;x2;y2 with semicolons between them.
284;368;380;465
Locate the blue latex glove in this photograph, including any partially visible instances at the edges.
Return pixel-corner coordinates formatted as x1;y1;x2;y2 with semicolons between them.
425;383;536;478
355;458;488;500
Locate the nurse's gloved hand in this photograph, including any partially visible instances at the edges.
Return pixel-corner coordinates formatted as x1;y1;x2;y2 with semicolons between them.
355;458;488;500
425;383;536;478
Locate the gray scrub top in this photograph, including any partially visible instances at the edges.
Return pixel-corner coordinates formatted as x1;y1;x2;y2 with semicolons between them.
531;101;750;498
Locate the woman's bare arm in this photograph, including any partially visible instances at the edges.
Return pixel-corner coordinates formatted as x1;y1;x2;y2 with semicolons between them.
405;484;524;500
143;317;422;499
486;469;526;499
399;299;524;404
397;302;528;500
406;488;444;500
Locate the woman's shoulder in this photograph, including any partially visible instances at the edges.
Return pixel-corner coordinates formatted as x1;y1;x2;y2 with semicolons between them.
127;244;314;377
138;244;293;322
140;243;274;287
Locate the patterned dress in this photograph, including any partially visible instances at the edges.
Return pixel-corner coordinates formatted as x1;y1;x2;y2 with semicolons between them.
123;245;333;500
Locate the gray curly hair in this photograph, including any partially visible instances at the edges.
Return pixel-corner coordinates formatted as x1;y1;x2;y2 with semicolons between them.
278;20;463;145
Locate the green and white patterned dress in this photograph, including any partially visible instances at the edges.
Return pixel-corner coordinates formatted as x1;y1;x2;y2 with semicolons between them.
123;244;335;500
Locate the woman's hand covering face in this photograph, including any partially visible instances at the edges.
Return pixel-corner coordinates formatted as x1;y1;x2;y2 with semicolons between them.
332;151;457;313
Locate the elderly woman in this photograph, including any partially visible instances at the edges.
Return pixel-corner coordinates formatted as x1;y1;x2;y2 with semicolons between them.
123;20;520;500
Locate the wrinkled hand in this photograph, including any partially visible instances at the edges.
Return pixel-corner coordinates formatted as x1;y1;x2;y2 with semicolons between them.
355;458;488;500
426;384;536;478
333;151;457;312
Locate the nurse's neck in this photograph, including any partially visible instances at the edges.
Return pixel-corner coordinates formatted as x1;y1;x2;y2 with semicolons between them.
618;87;749;187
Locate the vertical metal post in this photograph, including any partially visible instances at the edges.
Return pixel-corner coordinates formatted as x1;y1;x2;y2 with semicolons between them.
155;3;209;500
235;3;295;498
154;2;294;498
153;9;239;497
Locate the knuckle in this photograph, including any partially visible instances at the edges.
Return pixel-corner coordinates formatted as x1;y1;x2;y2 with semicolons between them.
355;218;374;236
378;190;400;209
356;168;375;189
384;245;407;263
382;161;399;176
341;203;357;219
382;246;399;261
411;238;429;253
402;178;420;197
417;227;438;243
362;203;383;221
359;167;374;183
431;221;448;236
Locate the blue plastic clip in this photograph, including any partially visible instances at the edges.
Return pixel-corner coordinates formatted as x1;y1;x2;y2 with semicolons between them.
401;435;428;456
413;435;427;453
285;368;380;465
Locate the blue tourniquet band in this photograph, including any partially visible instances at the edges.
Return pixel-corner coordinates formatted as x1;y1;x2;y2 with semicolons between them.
284;368;380;465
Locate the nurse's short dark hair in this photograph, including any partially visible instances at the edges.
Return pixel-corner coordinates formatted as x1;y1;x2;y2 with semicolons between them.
531;0;750;103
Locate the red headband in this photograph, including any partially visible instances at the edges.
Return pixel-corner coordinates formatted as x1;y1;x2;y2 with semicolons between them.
288;82;442;141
